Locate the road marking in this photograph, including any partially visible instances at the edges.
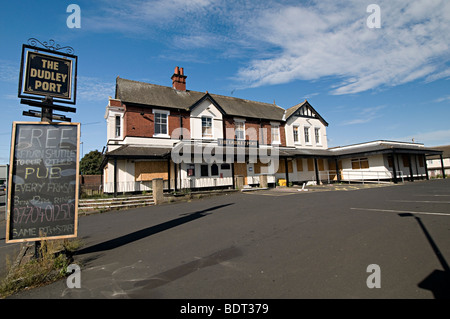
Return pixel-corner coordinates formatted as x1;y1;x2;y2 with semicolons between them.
415;194;450;197
389;200;450;204
242;192;300;197
350;207;450;217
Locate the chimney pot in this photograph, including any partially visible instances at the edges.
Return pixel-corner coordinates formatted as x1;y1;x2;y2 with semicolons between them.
171;66;187;91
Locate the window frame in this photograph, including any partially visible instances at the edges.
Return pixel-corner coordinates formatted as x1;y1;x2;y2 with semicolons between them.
201;116;213;139
153;109;170;138
293;125;300;144
115;115;121;138
271;122;281;145
234;119;245;141
304;126;311;145
314;127;321;145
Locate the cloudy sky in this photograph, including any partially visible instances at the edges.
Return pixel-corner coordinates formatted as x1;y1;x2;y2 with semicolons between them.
0;0;449;163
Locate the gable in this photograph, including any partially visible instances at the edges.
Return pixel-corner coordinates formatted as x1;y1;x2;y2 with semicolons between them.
286;100;328;127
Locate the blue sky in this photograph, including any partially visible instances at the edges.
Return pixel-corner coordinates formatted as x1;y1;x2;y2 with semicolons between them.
0;0;449;164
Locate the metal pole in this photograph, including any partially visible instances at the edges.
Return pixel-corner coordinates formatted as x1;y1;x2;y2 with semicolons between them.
440;154;446;179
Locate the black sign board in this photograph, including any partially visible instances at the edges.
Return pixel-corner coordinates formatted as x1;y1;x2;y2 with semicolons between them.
218;139;258;148
6;122;80;243
23;52;72;100
18;43;77;105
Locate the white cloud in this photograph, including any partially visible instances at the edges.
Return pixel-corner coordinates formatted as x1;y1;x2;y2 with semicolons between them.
340;105;386;125
434;95;450;103
82;0;450;95
77;76;115;102
235;0;450;94
393;129;450;146
0;60;19;83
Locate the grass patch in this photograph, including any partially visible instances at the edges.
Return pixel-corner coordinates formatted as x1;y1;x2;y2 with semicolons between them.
0;238;83;298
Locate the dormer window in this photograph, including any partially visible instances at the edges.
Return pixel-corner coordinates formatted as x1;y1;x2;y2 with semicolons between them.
202;116;213;138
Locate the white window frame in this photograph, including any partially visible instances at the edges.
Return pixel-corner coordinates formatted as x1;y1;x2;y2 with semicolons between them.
201;115;213;139
153;109;170;138
304;126;311;145
271;122;281;145
314;127;321;146
293;125;300;145
234;119;245;141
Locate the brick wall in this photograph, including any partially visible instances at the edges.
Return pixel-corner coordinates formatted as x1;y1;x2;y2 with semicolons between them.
123;104;190;139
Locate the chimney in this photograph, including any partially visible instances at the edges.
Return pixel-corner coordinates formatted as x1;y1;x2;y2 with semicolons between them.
171;66;187;91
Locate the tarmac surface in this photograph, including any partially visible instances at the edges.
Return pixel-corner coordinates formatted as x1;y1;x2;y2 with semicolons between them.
1;179;449;299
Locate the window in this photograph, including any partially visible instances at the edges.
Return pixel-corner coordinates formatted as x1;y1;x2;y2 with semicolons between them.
418;156;424;167
315;127;321;145
304;126;310;144
115;115;121;138
201;164;209;177
296;158;303;171
235;121;245;140
271;123;280;144
211;164;219;176
221;163;231;170
387;155;394;168
153;110;169;137
402;155;410;168
293;126;299;143
351;158;369;169
202;116;212;138
187;164;195;177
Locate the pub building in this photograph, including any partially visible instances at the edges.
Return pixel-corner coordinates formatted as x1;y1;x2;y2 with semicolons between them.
102;67;444;194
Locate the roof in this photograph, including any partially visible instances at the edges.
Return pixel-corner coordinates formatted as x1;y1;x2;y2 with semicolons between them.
116;77;203;110
105;145;172;158
115;77;285;121
329;140;442;158
426;145;450;159
285;100;329;126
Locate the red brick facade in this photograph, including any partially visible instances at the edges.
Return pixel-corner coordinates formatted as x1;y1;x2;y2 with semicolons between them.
118;102;286;146
123;104;191;139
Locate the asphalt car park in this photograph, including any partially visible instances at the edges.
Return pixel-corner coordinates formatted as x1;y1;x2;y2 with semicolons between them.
1;179;449;299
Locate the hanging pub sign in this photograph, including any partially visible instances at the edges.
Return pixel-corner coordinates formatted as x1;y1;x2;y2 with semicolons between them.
6;122;80;243
18;39;77;105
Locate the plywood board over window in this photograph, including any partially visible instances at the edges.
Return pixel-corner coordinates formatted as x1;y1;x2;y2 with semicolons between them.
351;158;369;169
307;158;315;171
318;158;325;171
296;158;303;171
402;155;410;168
277;159;293;173
135;161;168;181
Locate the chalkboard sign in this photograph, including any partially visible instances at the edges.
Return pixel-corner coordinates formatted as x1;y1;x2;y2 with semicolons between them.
6;122;80;243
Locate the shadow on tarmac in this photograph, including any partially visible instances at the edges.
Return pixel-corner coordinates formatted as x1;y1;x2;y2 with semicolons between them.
399;213;450;299
76;203;234;256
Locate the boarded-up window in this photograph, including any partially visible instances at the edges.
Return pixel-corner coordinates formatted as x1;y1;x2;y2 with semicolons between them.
307;158;314;171
254;161;269;174
418;156;424;167
318;159;325;171
351;158;369;170
296;158;303;171
387;155;393;168
402;155;410;168
277;160;293;173
135;161;168;181
234;163;246;176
